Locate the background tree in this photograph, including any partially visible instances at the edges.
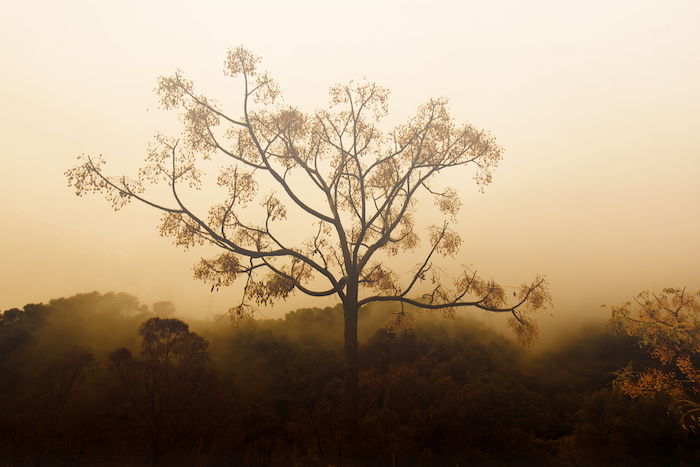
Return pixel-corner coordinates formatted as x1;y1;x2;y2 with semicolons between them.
36;346;96;435
67;46;550;447
610;287;700;432
110;318;213;465
153;301;176;318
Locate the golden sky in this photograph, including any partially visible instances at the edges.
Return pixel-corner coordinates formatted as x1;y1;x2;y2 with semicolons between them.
1;1;699;333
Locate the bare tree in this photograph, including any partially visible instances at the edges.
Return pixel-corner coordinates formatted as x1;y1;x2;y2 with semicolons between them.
67;46;550;447
36;347;96;435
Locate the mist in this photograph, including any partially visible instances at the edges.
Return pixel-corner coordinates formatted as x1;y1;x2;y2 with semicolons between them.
2;1;698;322
1;1;699;465
2;292;697;465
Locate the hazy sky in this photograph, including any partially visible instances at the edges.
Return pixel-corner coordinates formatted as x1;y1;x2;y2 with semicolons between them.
1;1;698;334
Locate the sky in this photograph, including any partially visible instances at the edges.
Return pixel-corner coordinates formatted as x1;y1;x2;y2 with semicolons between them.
1;1;699;336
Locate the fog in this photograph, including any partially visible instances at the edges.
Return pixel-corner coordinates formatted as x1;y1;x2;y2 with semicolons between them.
2;2;699;339
3;292;696;464
0;5;700;466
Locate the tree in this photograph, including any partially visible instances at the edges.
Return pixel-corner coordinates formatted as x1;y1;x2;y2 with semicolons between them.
67;46;550;449
110;317;213;465
152;300;176;318
36;346;96;435
610;287;700;432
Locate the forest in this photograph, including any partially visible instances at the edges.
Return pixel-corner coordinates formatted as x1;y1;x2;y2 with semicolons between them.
1;291;697;466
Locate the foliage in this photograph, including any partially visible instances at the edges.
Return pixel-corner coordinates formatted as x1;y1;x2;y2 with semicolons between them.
610;287;700;432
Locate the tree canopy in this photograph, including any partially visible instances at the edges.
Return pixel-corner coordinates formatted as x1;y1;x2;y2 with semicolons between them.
2;292;698;465
66;46;549;332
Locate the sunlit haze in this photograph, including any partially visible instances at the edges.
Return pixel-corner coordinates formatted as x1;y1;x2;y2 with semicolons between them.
2;0;699;339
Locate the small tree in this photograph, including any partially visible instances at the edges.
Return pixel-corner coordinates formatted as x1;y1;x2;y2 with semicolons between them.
67;46;550;446
36;346;96;435
611;287;700;432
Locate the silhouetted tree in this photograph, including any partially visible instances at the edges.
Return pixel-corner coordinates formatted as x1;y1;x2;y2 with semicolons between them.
36;347;96;435
67;46;551;453
0;308;22;326
110;317;213;465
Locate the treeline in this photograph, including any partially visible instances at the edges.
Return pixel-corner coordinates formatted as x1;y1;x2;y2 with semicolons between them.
0;292;697;466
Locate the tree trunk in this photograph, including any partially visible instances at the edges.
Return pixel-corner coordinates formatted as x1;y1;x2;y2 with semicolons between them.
342;285;360;464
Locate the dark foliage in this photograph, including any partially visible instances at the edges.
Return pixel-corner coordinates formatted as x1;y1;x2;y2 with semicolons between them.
0;293;697;466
